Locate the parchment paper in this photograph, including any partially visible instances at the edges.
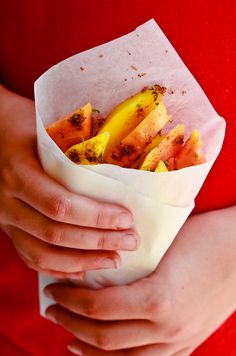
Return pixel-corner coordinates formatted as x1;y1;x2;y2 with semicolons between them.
35;19;225;315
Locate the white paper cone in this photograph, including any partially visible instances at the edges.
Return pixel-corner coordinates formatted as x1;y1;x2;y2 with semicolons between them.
35;19;225;315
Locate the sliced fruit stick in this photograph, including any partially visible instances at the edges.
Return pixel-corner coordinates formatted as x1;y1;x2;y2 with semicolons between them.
65;132;109;165
106;101;170;167
98;85;165;157
140;124;184;171
155;157;175;172
175;129;206;169
155;160;169;173
132;134;166;168
46;103;92;152
165;157;175;171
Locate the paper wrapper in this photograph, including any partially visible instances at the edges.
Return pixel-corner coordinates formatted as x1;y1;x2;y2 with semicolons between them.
35;19;225;315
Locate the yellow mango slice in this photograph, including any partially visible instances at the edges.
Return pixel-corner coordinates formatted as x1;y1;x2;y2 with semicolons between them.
65;132;109;165
140;124;184;171
98;85;165;157
132;134;165;168
175;129;206;169
106;101;170;167
155;160;169;172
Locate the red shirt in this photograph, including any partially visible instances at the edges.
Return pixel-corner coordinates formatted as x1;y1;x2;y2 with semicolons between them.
0;1;235;355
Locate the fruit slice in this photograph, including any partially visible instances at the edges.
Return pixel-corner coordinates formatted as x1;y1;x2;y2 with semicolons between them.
140;124;184;171
98;85;165;156
175;129;206;169
164;157;175;171
65;132;109;165
46;103;92;152
132;133;165;168
106;101;170;167
155;160;169;173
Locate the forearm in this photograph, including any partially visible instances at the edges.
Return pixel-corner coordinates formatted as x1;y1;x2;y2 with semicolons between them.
201;205;236;289
189;205;236;278
162;205;236;310
0;84;35;146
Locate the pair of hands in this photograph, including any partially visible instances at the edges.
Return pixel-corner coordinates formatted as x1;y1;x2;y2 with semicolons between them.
44;207;236;355
0;86;235;355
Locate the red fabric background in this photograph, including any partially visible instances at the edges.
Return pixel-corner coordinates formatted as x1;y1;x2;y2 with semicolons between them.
0;0;236;355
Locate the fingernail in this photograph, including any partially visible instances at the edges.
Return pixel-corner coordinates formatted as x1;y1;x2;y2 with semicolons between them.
68;272;85;280
117;212;133;229
67;344;83;355
44;287;54;299
102;256;121;269
45;312;57;324
122;234;138;250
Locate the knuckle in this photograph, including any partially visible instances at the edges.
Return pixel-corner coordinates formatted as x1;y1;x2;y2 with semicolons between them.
145;298;160;317
166;322;186;341
29;251;46;269
95;333;113;351
95;210;107;228
9;209;22;227
48;196;71;221
143;284;171;320
83;296;100;318
97;232;108;249
45;223;63;245
0;161;19;192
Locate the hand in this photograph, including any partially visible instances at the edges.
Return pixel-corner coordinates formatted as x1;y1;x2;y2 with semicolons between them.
44;206;236;355
0;85;139;279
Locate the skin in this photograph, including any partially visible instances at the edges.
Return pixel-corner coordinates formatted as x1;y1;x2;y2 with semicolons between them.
45;206;236;355
1;85;235;355
0;85;139;279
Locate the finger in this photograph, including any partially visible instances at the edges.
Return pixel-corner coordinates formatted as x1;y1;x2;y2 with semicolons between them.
18;251;85;280
14;159;133;229
10;227;120;273
6;198;139;251
68;339;174;356
17;254;85;280
171;348;194;356
46;305;162;350
40;270;85;280
44;279;152;320
17;250;84;279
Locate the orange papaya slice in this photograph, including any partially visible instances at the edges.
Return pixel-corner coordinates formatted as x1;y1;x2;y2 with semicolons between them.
140;124;184;171
46;103;92;152
175;129;206;169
